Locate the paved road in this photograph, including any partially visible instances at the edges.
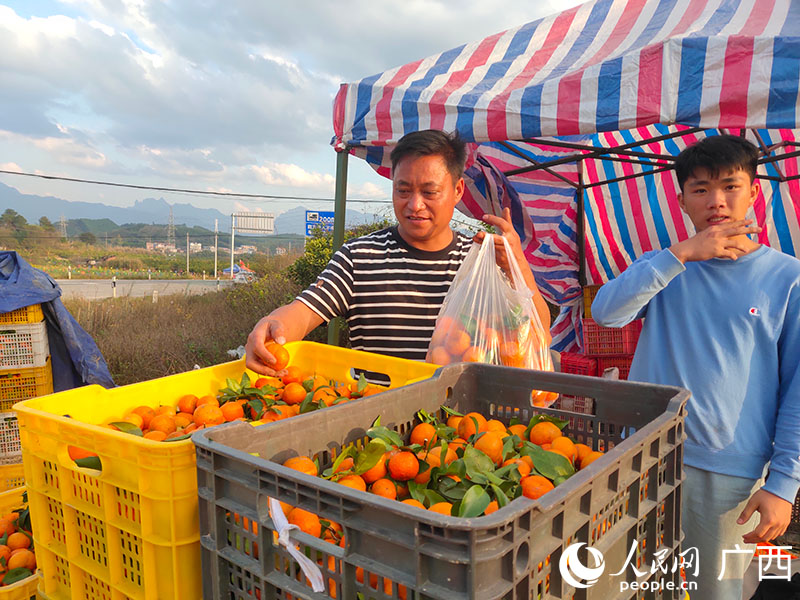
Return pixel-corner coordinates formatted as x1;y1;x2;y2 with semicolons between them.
55;279;237;300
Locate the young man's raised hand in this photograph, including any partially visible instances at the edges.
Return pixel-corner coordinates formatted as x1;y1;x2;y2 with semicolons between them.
669;219;761;263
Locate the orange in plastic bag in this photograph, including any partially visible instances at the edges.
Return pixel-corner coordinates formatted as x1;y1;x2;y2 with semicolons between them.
426;236;554;405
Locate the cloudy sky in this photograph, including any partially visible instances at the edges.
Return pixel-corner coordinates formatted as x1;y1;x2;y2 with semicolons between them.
0;0;584;220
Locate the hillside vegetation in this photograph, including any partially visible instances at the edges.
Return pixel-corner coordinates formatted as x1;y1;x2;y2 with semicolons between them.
63;220;392;385
2;209;303;279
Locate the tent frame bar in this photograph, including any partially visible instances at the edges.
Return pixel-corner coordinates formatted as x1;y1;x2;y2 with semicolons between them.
503;129;800;185
504;127;702;177
498;141;578;188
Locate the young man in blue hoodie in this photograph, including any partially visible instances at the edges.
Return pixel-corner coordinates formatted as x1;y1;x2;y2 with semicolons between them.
592;134;800;598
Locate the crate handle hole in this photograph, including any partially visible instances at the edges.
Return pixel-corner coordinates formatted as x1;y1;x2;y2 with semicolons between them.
64;446;103;476
349;368;391;387
515;541;530;576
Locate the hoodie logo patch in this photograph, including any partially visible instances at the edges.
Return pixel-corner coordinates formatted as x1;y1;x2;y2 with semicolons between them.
749;307;760;316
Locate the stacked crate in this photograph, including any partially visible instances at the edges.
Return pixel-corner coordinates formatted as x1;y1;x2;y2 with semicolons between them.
556;285;643;420
0;303;52;490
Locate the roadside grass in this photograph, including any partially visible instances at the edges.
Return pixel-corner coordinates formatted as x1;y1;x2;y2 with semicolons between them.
65;273;327;386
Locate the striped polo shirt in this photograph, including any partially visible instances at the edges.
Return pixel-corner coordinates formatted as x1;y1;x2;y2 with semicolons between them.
297;226;472;361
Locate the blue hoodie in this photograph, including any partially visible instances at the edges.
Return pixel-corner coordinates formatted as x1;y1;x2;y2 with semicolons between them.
592;246;800;504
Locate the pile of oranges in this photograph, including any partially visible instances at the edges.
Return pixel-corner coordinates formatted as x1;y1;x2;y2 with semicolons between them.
68;343;387;464
0;501;36;587
281;409;603;520
269;408;604;598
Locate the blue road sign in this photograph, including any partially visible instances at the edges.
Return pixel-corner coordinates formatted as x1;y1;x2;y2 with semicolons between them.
305;210;336;236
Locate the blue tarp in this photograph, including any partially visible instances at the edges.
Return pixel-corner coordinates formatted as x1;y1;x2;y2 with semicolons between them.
0;252;114;391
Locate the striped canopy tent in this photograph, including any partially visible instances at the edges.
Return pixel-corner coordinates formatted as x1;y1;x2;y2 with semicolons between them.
330;0;800;351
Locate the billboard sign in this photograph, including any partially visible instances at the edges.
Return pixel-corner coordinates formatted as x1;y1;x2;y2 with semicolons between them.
305;210;336;236
234;212;274;234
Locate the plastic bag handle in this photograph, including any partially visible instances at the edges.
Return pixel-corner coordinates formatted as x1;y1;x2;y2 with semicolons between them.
268;497;326;592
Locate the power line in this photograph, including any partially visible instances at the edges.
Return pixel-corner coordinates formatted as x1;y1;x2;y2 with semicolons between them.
0;168;391;204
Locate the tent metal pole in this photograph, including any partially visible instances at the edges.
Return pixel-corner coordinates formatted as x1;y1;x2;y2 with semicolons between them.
328;149;349;346
584;165;674;189
497;141;578;188
577;161;586;288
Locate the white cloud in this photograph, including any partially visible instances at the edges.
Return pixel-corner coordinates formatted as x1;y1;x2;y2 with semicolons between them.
251;163;335;191
0;129;109;168
0;162;22;172
0;0;575;208
348;181;389;200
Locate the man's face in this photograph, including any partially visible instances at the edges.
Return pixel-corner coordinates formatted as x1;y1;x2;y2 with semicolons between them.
678;167;759;232
392;154;464;250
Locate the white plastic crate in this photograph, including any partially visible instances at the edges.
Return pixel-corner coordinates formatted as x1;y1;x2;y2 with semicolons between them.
0;412;21;464
0;321;49;370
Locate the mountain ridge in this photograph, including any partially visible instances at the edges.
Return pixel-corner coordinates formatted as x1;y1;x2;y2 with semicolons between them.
0;182;384;235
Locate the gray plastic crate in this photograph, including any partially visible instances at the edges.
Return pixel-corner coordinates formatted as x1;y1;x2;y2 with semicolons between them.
193;363;689;600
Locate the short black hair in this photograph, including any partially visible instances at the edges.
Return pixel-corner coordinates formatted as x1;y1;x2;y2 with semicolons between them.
674;134;759;191
390;130;466;182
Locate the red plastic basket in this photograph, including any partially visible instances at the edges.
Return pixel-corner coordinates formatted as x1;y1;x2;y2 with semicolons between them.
582;318;642;355
559;351;598;376
596;355;634;380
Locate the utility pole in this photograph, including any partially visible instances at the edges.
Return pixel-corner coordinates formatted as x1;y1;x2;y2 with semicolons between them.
167;206;175;248
214;219;218;278
186;232;189;275
230;214;235;279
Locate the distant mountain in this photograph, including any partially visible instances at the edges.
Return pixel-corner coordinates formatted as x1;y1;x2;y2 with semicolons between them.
0;182;230;231
0;182;387;236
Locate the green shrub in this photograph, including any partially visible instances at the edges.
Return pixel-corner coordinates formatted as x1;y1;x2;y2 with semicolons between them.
287;219;393;289
105;256;145;270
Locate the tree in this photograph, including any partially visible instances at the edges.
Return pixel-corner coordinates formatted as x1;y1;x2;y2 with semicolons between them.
78;232;97;245
38;216;55;230
1;209;27;229
287;219;393;290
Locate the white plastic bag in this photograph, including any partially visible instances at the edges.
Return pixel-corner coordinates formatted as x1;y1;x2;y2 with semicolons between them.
426;236;554;404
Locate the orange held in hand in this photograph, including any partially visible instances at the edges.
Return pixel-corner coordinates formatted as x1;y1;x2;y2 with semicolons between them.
264;341;290;370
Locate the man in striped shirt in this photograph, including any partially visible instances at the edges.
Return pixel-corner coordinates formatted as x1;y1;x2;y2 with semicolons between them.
245;130;551;374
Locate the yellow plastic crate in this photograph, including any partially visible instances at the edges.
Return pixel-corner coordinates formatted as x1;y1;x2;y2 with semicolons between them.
582;285;602;318
0;487;39;600
14;342;436;600
0;306;43;326
0;359;53;407
0;462;25;491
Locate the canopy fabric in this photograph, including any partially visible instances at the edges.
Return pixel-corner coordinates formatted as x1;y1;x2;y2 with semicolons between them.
333;0;800;146
331;0;800;351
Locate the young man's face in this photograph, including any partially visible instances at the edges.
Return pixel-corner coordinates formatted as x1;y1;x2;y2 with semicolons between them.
392;154;464;251
678;167;759;232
